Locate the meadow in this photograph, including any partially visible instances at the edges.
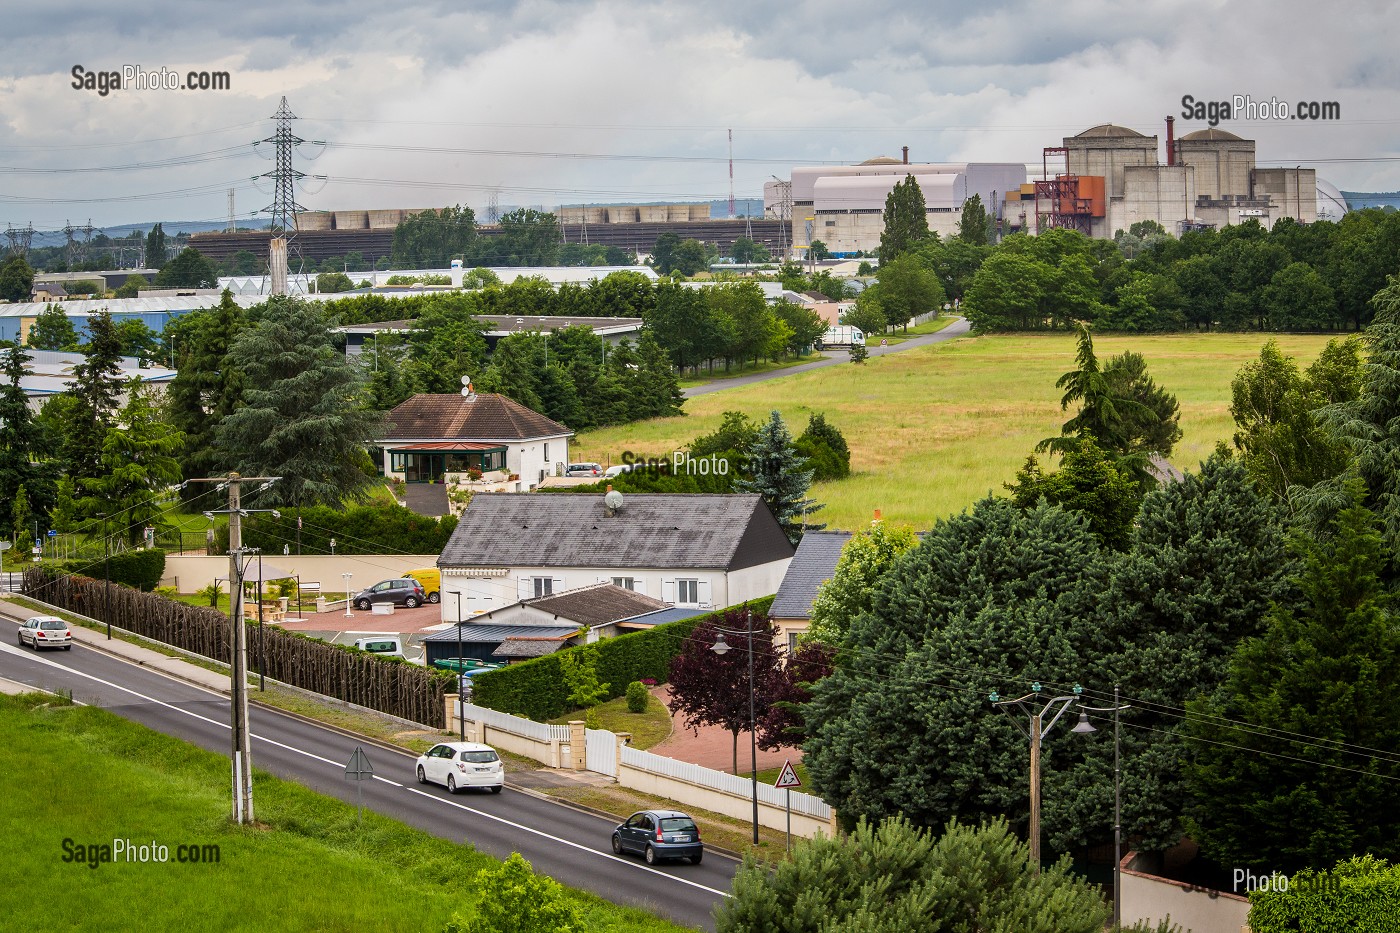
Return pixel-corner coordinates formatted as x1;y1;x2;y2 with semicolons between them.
574;331;1340;530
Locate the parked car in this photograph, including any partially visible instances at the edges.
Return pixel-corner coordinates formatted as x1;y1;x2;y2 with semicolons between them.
17;616;72;651
352;578;426;611
611;809;703;864
403;568;441;604
415;742;504;794
566;462;603;477
602;463;634;479
353;636;407;659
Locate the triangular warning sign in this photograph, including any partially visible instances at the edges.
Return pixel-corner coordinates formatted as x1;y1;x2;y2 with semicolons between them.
774;759;801;788
344;745;375;780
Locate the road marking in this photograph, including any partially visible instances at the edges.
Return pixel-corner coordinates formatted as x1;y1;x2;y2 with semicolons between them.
0;637;731;899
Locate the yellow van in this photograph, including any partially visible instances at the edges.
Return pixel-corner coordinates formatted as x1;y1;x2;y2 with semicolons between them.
403;568;441;604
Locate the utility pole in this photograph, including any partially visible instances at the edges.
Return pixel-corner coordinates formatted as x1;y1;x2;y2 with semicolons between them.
189;473;279;825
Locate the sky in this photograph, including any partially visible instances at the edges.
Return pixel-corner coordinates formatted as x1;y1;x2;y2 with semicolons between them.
1;0;1397;231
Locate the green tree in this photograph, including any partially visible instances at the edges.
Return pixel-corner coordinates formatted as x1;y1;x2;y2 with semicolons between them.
11;483;33;546
843;290;886;338
718;816;1108;933
391;205;478;268
64;311;125;480
806;522;918;645
735;410;822;543
25;305;80;350
650;232;681;274
1007;440;1142;550
0;344;55;540
794;412;851;481
773;300;826;356
144;223;168;269
808;239;830;261
1262;261;1335;331
114;273;149;299
113;318;160;363
154;247;217;288
956;192;993;245
315;271;354;293
1185;491;1400;872
875;252;945;330
691;410;760;459
1102;350;1182;459
961;250;1049;331
490;209;560;266
66;381;184;545
1249;855;1400;933
401;293;488;395
879;174;930;264
215;296;386;507
166;290;246;503
731;237;769;264
670;239;709;277
632;330;684;419
1036;326;1156;475
559;648;609;710
0;255;36;302
442;853;583;933
231;249;261;275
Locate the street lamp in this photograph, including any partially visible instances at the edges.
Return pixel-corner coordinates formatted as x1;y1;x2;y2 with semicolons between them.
341;572;352;618
711;620;761;845
991;683;1084;871
96;512;111;639
1069;686;1132;929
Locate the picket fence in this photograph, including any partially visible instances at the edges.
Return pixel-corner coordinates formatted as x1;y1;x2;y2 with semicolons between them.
461;702;571;743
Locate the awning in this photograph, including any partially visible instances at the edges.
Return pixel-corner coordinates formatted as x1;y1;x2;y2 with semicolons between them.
385;442;508;452
249;559;297;580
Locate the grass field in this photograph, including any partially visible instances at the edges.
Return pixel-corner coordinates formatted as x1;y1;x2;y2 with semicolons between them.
574;331;1339;530
549;694;674;749
0;693;689;933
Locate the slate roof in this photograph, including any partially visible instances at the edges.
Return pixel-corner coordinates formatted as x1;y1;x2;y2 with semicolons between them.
383;393;572;442
421;622;579;644
493;636;571;659
439;493;795;571
769;531;854;620
615;606;712;627
527;583;667;628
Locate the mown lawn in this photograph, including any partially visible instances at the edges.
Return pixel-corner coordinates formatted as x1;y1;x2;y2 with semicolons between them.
549;694;673;749
0;694;692;933
574;331;1339;530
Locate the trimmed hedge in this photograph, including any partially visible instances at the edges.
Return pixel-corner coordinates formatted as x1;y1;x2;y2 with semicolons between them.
1249;856;1400;932
472;596;774;721
54;549;166;592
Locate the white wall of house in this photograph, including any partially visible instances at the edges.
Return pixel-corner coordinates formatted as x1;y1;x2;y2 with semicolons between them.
516;437;571;489
439;560;788;622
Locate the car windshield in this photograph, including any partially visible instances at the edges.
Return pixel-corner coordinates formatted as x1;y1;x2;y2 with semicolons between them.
40;620;67;630
460;750;499;763
660;818;697;833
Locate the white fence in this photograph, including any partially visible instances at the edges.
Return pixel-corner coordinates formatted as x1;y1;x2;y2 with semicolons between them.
586;728;618;776
462;702;571;743
621;745;832;820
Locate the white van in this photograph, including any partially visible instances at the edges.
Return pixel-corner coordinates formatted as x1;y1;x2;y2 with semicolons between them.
353;636;416;662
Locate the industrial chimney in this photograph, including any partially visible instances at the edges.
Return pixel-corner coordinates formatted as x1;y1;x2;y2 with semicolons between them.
902;146;909;165
1165;116;1176;167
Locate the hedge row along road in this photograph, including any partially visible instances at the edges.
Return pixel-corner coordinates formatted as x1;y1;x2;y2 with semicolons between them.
0;613;737;931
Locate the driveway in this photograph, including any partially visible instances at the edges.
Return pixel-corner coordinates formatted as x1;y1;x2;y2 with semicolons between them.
683;317;970;397
278;601;449;663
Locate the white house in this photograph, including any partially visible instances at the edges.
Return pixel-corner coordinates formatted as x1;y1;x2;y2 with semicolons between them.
372;392;573;491
436;491;796;619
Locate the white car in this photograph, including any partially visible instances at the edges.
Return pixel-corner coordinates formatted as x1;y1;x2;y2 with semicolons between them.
415;741;504;794
18;616;72;651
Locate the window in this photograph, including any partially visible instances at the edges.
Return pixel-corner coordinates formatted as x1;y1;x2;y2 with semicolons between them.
532;577;553;598
788;631;802;653
612;577;635;591
677;579;699;605
544;443;550;461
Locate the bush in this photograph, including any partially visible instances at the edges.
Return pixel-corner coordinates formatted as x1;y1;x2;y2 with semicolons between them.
473;597;774;720
216;502;458;555
1248;855;1400;932
57;549;165;592
626;681;649;713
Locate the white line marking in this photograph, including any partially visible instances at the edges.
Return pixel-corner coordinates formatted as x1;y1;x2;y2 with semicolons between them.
0;637;731;899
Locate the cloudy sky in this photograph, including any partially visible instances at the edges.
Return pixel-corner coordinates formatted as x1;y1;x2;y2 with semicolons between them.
1;0;1397;231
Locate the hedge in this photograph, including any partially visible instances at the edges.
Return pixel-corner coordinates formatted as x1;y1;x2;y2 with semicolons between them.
213;502;457;556
472;595;774;721
54;549;166;592
1249;855;1400;932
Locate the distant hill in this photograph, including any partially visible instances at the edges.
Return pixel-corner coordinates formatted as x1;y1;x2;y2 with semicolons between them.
1342;191;1400;210
29;218;270;248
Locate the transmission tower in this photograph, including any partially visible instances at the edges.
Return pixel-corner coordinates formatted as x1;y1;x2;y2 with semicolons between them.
63;221;77;267
728;128;735;219
256;97;307;293
487;189;501;224
228;188;237;232
4;222;34;259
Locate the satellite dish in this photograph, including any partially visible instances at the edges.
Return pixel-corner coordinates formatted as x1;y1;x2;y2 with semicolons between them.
460;375;474;397
460;375;472;386
604;489;624;511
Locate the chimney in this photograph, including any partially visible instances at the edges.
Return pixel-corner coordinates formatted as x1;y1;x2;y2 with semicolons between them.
872;509;882;524
1165;116;1176;167
901;146;909;165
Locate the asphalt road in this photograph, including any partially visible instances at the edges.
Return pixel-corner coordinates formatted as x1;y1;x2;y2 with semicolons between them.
683;316;971;397
0;620;735;930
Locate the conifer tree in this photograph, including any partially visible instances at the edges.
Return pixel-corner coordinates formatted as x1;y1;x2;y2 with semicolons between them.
734;410;822;543
65;311;124;480
166;290;246;502
0;343;55;538
878;174;931;264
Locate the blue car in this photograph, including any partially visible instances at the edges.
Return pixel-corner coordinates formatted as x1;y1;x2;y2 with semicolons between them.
611;809;703;865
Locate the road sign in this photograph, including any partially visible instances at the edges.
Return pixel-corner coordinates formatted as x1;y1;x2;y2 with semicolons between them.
0;541;10;552
344;745;375;780
47;529;57;538
774;759;801;789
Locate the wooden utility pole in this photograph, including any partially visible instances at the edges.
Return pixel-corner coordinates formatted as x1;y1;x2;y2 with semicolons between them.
1029;711;1042;870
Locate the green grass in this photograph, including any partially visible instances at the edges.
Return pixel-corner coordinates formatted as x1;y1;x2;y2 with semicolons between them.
0;693;692;933
677;354;818;388
549;695;673;750
873;315;959;345
574;331;1339;530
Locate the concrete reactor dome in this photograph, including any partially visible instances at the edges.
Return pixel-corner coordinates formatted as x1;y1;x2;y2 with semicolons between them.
1074;123;1148;138
1179;128;1245;142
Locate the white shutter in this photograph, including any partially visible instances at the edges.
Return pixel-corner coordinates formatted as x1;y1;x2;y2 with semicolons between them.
517;577;532;600
661;578;677;605
632;578;645;596
697;579;712;608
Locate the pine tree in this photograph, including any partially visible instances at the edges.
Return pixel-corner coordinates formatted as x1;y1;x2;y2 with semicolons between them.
65;311;124;481
0;344;55;539
166;290;246;503
957;192;993;245
633;330;684;419
734;410;823;543
214;296;386;507
144;223;168;269
1184;488;1400;872
878;174;931;264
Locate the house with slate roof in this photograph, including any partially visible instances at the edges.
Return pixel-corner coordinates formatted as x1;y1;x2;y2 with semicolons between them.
768;530;853;651
437;492;795;618
371;392;573;491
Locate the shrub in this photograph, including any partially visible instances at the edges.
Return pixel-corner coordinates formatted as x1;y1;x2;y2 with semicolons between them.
473;597;774;720
626;681;649;713
57;549;166;592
